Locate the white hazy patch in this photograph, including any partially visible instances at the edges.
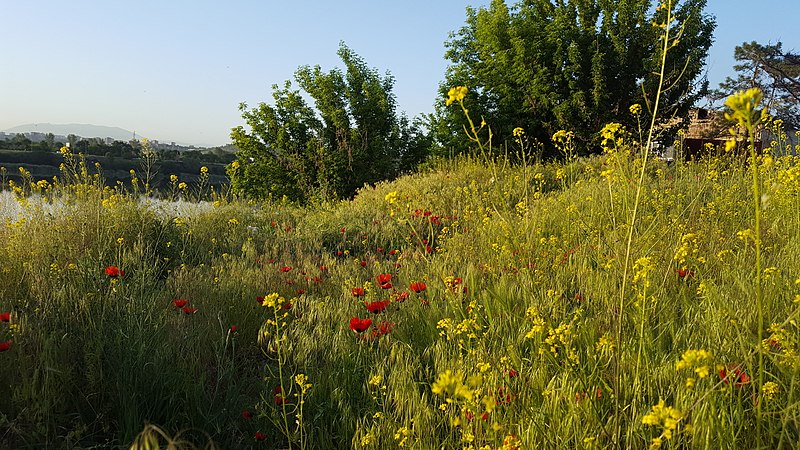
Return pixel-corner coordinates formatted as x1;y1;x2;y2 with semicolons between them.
0;190;215;222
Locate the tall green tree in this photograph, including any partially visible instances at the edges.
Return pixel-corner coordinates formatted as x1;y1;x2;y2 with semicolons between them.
713;41;800;130
435;0;715;157
230;43;429;202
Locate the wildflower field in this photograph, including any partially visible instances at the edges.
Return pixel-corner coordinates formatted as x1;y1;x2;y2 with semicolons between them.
2;99;800;449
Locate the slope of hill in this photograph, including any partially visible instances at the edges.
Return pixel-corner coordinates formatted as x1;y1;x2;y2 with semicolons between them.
4;123;138;141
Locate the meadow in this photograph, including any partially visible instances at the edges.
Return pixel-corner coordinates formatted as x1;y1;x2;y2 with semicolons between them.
1;100;800;449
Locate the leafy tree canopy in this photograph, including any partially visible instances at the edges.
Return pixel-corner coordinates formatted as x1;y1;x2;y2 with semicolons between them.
435;0;715;157
229;43;431;203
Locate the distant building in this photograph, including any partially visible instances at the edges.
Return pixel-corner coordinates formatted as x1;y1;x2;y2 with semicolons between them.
680;108;766;160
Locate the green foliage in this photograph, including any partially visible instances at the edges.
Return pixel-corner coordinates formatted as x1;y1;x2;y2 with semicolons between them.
435;0;715;156
229;43;431;203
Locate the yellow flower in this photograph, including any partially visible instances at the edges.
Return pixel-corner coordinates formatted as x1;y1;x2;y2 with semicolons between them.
630;103;642;116
170;174;178;183
676;349;713;379
200;166;209;174
178;182;188;190
762;381;779;400
446;86;468;106
724;88;763;126
513;127;525;137
368;374;383;387
642;399;682;440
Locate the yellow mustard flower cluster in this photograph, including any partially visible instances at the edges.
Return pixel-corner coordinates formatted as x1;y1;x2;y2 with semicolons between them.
431;370;474;404
393;426;412;447
446;86;468;106
524;306;546;338
632;256;655;287
295;373;312;395
762;323;799;368
384;190;398;204
642;399;682;445
543;320;579;365
762;381;780;400
676;349;713;388
599;122;626;152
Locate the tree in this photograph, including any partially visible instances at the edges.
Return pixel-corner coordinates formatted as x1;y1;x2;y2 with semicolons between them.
435;0;715;157
230;43;429;202
713;41;800;130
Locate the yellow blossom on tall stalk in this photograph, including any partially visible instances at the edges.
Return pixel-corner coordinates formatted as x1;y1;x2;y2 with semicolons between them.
446;86;468;106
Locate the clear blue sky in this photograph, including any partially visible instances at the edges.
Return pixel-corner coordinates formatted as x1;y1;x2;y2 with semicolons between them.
1;0;797;147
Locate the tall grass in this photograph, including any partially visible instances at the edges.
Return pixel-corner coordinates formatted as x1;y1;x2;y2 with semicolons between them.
1;132;800;448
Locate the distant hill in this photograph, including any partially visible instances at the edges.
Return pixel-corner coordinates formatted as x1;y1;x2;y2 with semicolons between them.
4;123;138;141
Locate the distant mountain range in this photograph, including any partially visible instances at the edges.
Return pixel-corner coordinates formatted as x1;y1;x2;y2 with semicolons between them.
4;123;140;142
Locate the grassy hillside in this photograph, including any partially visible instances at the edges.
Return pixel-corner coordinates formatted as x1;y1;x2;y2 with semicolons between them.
1;122;800;448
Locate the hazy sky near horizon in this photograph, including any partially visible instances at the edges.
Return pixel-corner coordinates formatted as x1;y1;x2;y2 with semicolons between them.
1;0;797;147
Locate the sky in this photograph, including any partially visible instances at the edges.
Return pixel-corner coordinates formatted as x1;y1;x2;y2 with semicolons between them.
1;0;797;147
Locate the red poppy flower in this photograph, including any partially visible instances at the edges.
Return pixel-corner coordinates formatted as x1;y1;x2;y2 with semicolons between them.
389;249;398;256
352;287;365;297
172;299;188;308
349;317;372;333
423;211;432;217
719;365;750;388
393;291;409;303
376;247;384;253
255;431;266;441
230;325;237;333
270;220;278;227
283;302;293;310
410;281;427;293
376;273;392;289
319;265;328;272
677;267;695;279
508;368;519;378
0;340;12;352
296;289;305;295
280;266;292;273
0;312;10;322
340;227;346;233
284;227;292;232
359;261;367;267
104;265;123;277
496;387;514;405
365;300;390;314
376;321;394;335
256;296;265;306
182;306;198;315
242;409;253;420
425;245;433;254
336;250;344;257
